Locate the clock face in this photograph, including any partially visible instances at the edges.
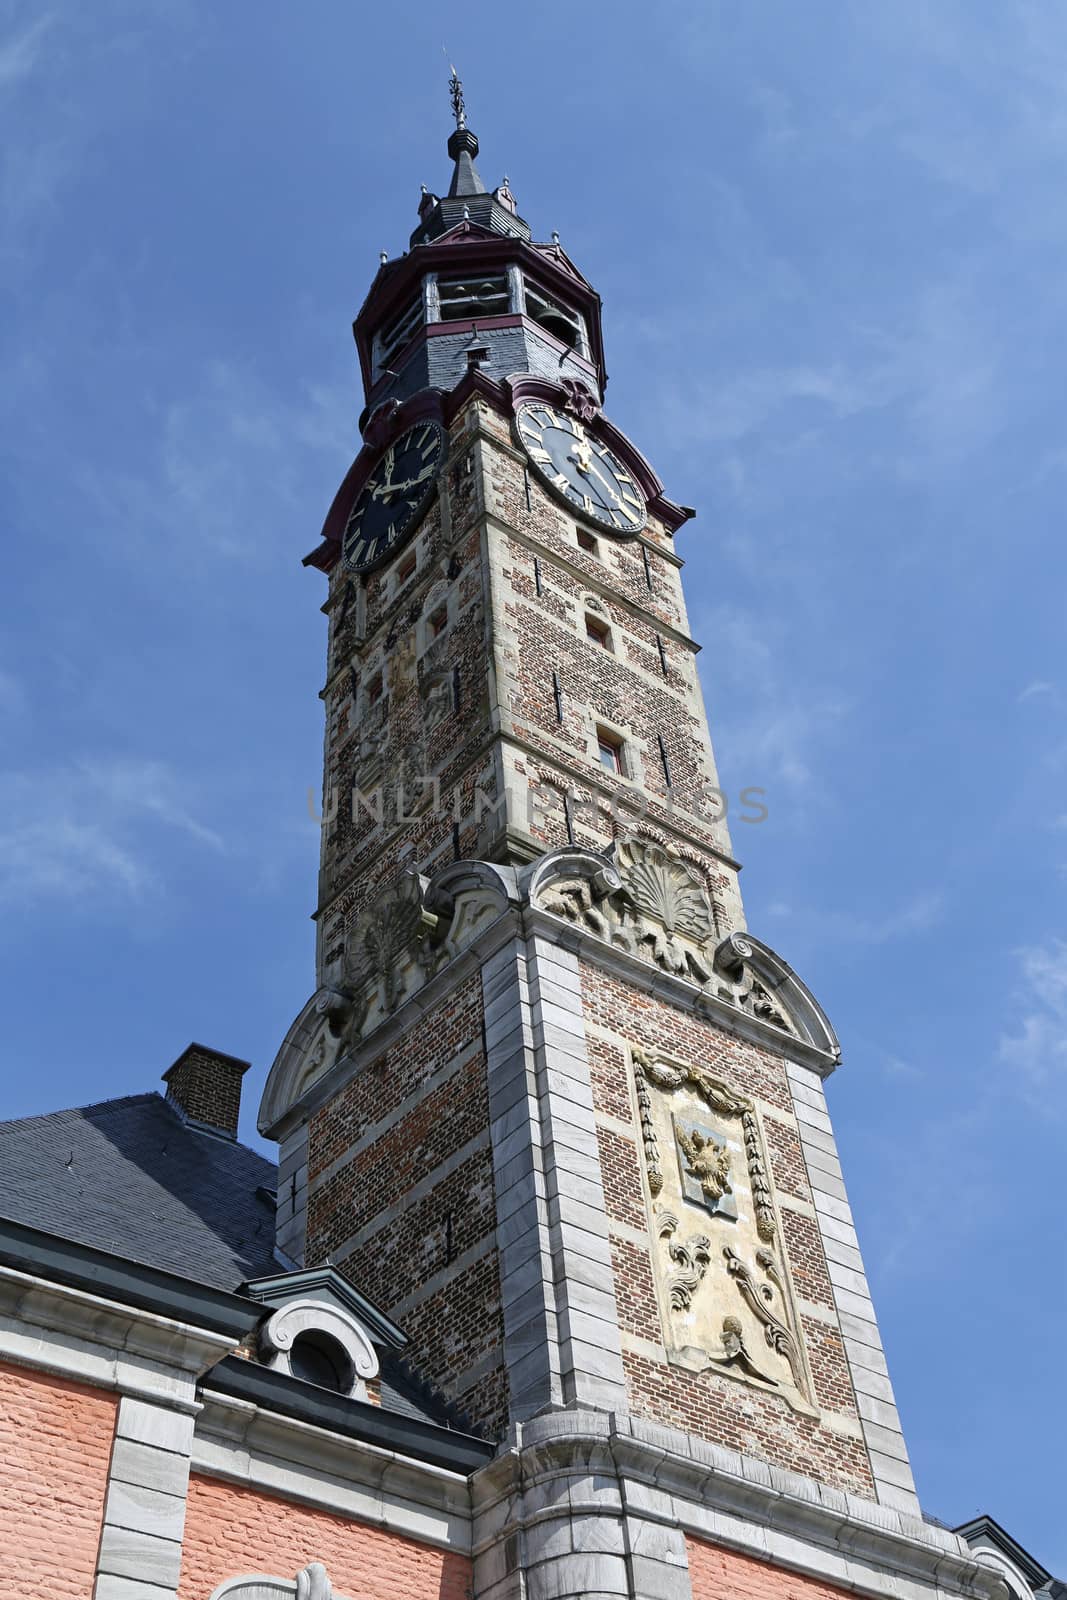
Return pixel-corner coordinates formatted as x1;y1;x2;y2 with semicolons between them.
515;402;646;534
342;421;444;572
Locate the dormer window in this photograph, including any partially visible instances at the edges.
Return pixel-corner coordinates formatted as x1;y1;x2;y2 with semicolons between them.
524;281;585;350
244;1265;409;1405
438;273;509;321
376;293;423;374
289;1329;353;1394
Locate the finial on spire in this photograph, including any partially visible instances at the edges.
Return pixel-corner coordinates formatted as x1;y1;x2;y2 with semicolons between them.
448;64;466;130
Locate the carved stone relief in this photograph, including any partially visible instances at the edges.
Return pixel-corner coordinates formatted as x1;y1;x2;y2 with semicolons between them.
531;836;717;984
420;670;453;733
259;863;518;1135
631;1044;815;1412
336;869;445;1042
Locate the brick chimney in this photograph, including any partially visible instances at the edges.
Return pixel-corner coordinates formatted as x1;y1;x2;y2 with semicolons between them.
162;1043;251;1141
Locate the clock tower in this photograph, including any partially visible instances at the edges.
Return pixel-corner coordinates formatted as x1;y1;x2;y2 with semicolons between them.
260;78;928;1600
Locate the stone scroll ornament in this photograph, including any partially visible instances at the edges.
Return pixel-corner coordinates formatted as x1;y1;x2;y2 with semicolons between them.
630;1045;815;1409
532;836;717;981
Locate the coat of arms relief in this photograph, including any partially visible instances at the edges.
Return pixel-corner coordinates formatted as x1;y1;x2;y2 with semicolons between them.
631;1044;816;1412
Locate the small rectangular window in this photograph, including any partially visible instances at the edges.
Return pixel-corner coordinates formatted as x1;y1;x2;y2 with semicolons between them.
429;605;448;638
367;673;384;705
596;730;625;776
576;529;598;556
396;552;417;586
585;614;611;648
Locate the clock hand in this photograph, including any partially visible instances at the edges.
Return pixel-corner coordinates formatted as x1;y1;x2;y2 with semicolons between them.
371;466;434;500
570;448;621;506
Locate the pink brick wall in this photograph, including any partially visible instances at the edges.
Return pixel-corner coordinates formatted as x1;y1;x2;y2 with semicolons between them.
178;1474;472;1600
0;1359;117;1598
688;1536;855;1600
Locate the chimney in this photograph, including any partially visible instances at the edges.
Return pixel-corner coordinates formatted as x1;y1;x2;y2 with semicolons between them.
162;1043;251;1141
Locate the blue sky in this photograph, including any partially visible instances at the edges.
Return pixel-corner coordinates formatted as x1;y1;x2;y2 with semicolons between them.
1;0;1064;1564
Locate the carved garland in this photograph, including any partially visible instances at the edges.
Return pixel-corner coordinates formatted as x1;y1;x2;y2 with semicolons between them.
631;1047;776;1246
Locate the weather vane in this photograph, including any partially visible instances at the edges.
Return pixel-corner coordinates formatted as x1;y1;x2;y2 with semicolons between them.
448;63;466;130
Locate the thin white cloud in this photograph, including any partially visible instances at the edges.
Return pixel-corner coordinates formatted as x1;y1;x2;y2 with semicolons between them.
999;940;1067;1112
0;13;53;88
768;891;946;947
0;669;24;715
73;358;355;568
695;603;850;800
0;757;224;910
1018;680;1055;702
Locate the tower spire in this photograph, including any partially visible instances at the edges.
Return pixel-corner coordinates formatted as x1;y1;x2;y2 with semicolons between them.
444;64;487;198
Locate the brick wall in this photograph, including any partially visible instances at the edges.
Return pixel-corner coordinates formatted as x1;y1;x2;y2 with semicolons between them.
305;971;508;1436
178;1474;471;1600
0;1359;118;1598
164;1044;248;1138
688;1536;856;1600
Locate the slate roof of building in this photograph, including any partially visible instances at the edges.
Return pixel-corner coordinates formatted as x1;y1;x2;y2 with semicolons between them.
0;1092;279;1286
0;1090;461;1431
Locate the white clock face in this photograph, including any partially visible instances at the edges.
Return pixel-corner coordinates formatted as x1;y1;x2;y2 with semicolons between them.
516;402;646;534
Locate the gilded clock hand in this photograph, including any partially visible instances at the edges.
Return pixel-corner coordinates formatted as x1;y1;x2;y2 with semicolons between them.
570;446;621;507
371;464;435;500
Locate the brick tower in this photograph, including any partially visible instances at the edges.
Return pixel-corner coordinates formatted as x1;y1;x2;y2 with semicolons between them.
258;79;953;1600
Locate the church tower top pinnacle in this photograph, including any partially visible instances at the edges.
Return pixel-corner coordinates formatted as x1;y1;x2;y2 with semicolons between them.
410;70;531;245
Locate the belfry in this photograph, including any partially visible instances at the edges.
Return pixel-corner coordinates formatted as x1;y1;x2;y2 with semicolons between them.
0;80;1054;1600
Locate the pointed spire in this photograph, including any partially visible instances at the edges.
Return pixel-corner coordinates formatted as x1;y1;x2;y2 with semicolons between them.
446;65;487;198
408;70;530;247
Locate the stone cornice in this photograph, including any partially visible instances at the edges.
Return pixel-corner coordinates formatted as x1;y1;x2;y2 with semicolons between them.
0;1263;238;1409
195;1386;475;1551
472;1412;1007;1600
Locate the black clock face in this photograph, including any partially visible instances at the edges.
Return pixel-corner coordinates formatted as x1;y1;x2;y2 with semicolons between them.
342;422;444;572
516;402;646;534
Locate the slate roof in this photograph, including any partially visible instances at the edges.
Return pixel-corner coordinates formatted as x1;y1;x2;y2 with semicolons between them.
0;1089;466;1432
0;1092;278;1287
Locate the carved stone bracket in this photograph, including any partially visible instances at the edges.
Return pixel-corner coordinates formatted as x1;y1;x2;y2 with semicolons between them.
210;1563;343;1600
714;932;841;1063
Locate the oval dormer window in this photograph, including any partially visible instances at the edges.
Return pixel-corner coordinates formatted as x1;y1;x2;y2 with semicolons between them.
289;1329;354;1394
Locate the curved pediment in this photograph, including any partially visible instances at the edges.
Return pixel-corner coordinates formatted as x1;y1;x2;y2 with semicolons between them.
713;932;841;1065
